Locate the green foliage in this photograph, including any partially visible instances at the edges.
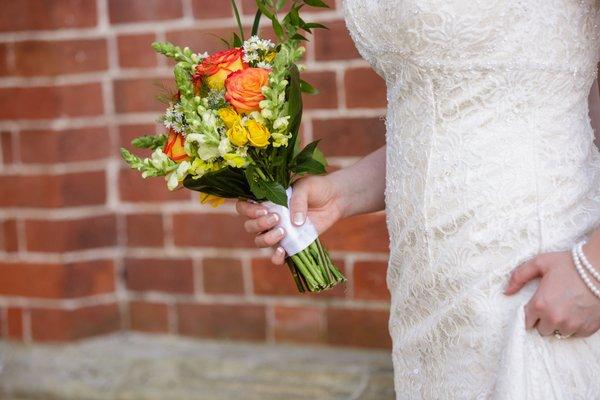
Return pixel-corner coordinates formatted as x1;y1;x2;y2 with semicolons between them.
291;139;327;175
183;167;253;199
152;42;203;67
131;134;167;150
254;0;329;43
245;165;288;206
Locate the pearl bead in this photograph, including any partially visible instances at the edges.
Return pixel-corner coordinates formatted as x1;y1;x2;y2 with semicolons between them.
576;241;600;282
572;244;600;300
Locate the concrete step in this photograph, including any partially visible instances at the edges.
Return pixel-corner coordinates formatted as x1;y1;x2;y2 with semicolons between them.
0;333;395;400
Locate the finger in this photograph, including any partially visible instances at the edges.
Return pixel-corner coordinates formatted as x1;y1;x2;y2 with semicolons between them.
524;303;540;330
271;246;286;265
243;213;280;234
236;200;268;218
289;182;308;226
504;259;544;295
536;318;556;337
254;227;285;248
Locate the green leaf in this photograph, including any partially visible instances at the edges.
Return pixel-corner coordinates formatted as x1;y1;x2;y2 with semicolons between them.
230;0;245;41
244;165;288;206
251;9;263;36
292;139;327;175
271;18;285;40
183;167;253;199
302;22;329;29
290;33;308;41
232;32;243;47
132;134;167;150
286;64;303;163
302;0;329;7
300;79;319;94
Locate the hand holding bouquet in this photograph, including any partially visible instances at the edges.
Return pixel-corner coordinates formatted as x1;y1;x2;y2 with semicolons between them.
121;0;346;293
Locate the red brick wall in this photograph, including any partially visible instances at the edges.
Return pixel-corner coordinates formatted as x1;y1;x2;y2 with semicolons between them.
0;0;391;348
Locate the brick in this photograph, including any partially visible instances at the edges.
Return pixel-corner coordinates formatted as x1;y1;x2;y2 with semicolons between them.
1;131;13;164
30;303;121;341
129;301;169;333
353;261;390;301
321;213;389;252
273;305;325;344
0;260;114;299
252;257;300;296
0;83;103;120
252;257;347;298
25;215;117;252
0;171;106;208
192;0;233;19
314;21;360;61
13;39;108;77
203;257;244;294
19;127;110;164
0;44;8;76
119;123;163;149
113;77;172;113
326;307;391;348
345;67;386;108
177;302;266;341
118;33;158;68
302;71;338;110
0;0;97;32
6;307;24;340
108;0;183;24
313;117;385;157
2;219;18;252
124;258;194;294
173;213;255;248
126;213;164;247
119;169;191;203
166;28;237;56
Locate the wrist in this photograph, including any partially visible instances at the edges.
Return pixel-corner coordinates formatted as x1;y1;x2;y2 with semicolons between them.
582;229;600;268
326;168;354;220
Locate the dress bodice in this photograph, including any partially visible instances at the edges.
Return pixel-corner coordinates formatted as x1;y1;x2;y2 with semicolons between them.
343;0;600;86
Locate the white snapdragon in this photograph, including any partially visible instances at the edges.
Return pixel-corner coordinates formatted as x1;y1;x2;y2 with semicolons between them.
148;148;171;172
166;160;191;191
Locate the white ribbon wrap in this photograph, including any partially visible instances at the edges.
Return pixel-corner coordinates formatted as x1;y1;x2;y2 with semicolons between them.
262;187;319;256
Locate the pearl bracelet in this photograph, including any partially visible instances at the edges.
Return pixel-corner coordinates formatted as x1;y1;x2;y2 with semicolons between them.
571;243;600;300
576;241;600;282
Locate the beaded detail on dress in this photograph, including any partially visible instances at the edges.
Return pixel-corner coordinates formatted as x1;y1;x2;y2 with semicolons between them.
342;1;600;399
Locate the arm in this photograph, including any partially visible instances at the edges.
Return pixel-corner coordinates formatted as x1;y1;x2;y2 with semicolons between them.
329;145;386;219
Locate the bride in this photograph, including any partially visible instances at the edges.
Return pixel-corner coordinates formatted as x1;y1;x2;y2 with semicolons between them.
238;1;600;398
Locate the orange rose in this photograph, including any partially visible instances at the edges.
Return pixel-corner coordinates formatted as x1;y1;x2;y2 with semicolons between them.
194;48;246;91
163;129;188;162
224;67;270;114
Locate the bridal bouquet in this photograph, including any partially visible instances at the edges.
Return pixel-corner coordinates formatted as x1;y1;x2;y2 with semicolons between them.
121;0;346;293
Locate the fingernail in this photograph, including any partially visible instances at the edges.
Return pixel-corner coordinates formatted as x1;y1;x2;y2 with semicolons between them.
275;227;285;237
256;209;267;217
268;213;279;223
275;247;284;256
292;212;305;226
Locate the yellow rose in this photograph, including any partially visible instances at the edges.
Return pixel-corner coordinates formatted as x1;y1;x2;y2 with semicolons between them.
218;107;241;129
227;121;249;147
246;120;271;148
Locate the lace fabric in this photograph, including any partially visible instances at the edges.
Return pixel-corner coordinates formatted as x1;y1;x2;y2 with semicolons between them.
342;0;600;398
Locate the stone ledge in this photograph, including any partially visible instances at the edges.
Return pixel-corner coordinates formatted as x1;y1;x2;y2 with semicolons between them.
0;333;394;400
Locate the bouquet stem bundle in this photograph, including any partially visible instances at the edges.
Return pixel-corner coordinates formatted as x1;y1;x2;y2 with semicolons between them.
287;238;345;292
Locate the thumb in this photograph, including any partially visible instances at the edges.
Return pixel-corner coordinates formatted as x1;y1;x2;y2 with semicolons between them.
289;181;309;226
504;258;543;295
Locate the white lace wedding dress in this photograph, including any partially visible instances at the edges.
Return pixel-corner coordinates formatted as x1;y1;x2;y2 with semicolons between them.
343;0;600;398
